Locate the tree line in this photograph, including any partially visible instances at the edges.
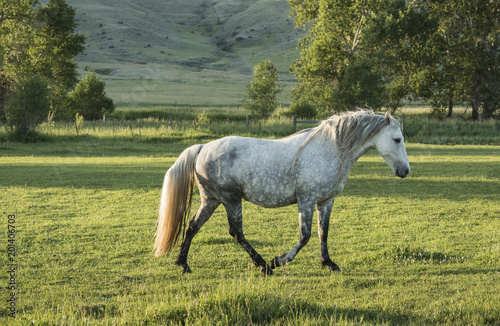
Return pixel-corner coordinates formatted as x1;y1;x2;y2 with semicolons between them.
286;0;499;120
2;0;498;139
0;0;113;139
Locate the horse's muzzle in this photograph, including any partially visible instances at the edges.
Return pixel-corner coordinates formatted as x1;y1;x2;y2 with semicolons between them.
395;165;410;178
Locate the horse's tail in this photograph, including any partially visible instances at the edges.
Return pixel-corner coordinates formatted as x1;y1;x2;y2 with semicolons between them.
154;144;203;257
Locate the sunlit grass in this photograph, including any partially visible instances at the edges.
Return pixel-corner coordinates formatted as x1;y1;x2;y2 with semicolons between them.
0;135;498;324
1;108;498;145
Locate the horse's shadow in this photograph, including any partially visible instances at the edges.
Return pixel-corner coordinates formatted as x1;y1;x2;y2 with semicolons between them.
152;291;440;325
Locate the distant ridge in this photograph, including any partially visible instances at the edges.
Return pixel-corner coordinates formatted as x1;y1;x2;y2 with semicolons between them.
54;0;307;107
68;0;306;74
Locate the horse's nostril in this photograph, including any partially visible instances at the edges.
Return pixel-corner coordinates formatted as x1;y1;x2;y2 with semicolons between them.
396;167;409;178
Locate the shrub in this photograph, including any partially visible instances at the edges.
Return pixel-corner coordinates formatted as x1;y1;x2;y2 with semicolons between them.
68;72;114;120
288;99;317;119
5;76;51;139
196;110;210;126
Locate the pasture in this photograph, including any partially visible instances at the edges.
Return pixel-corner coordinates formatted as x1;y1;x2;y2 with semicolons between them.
0;119;499;325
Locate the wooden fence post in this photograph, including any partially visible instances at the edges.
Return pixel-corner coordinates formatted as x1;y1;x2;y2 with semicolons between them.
401;114;405;134
291;116;319;134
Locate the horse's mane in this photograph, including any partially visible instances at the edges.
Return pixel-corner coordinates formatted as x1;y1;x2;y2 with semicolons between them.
291;109;396;170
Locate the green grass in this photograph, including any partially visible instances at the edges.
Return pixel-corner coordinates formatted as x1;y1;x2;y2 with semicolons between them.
402;117;500;145
0;113;305;144
100;70;294;108
0;123;499;325
2;108;498;145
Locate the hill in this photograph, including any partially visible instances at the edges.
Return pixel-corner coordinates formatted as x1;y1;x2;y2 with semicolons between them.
64;0;307;107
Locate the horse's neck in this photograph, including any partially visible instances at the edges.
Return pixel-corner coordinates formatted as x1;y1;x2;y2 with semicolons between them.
338;140;374;174
290;129;372;177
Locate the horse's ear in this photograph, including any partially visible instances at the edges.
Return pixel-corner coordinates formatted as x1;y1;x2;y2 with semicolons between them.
385;112;391;125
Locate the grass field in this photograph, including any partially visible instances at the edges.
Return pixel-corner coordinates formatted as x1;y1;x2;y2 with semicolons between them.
0;121;499;325
3;105;498;145
69;0;303;109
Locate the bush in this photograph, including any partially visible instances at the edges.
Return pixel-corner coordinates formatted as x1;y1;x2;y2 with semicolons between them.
68;72;114;120
5;76;51;140
288;99;317;119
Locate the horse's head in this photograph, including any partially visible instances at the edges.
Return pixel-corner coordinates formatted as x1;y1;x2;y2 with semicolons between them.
372;113;410;178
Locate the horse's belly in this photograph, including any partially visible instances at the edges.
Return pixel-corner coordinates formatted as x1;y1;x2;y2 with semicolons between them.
234;157;297;207
241;182;296;208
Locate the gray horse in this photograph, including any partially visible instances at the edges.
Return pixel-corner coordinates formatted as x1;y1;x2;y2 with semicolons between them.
154;110;410;275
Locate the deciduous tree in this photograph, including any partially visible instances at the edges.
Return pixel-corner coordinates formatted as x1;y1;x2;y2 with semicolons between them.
289;0;390;115
0;0;85;122
243;60;283;118
5;75;50;138
0;0;35;122
289;0;499;119
34;0;85;117
419;0;500;120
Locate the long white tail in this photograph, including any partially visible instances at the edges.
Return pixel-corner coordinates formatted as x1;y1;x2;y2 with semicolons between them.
154;144;203;257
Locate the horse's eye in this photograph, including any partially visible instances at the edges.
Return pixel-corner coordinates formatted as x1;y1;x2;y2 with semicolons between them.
394;138;401;143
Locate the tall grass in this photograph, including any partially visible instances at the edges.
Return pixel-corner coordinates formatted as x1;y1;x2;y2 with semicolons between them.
106;106;249;122
402;116;500;145
1;109;498;145
0;115;302;144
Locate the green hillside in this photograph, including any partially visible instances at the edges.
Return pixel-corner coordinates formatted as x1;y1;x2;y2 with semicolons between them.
65;0;306;107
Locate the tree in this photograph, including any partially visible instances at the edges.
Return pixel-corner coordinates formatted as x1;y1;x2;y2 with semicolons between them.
289;0;499;119
68;71;114;120
0;0;84;121
418;0;500;120
243;60;283;118
366;0;437;113
289;0;390;115
331;57;386;111
5;75;50;138
34;0;85;117
0;0;35;122
288;99;317;119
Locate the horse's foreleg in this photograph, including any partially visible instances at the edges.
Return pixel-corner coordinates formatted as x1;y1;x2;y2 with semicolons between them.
271;202;314;269
317;199;340;272
175;198;220;274
225;200;273;275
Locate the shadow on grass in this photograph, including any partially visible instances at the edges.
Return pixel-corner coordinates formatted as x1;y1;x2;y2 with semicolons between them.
0;134;209;157
145;292;446;325
1;161;498;203
0;163;166;190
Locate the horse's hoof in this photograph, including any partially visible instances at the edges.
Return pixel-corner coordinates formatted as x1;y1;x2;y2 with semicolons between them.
175;259;192;274
261;264;274;276
270;255;286;269
328;264;341;272
181;265;192;274
325;262;340;272
322;260;341;272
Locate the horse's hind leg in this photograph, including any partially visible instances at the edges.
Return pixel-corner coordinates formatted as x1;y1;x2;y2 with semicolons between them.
175;197;220;273
224;199;273;275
